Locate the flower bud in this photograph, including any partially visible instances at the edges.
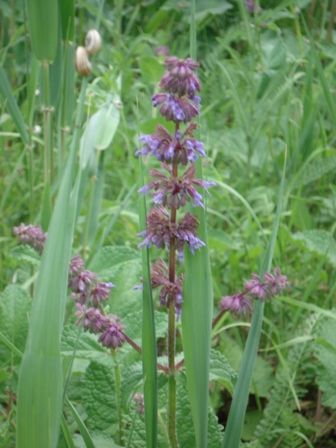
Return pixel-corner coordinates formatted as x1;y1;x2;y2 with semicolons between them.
85;29;102;55
75;46;92;76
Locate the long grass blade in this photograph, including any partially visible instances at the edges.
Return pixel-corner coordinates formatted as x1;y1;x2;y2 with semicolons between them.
222;150;287;448
139;157;158;448
16;81;88;448
26;0;59;62
0;66;29;144
65;397;95;448
181;2;213;446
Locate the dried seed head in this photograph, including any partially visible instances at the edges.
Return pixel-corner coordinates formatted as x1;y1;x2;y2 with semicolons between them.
75;46;92;76
85;29;102;55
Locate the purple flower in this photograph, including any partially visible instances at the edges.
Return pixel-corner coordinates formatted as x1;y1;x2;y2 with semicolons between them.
133;392;145;414
75;304;110;333
175;213;205;254
245;273;268;299
99;316;125;349
139;207;171;249
160;57;200;97
155;46;170;57
140;208;204;254
246;0;255;13
137;126;175;161
220;294;251;315
182;137;206;163
70;270;96;303
140;164;213;209
90;282;114;306
152;93;199;123
69;255;85;275
151;259;183;315
264;267;288;296
13;223;46;254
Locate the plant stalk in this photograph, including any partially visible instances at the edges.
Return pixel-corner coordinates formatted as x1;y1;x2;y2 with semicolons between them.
41;61;53;228
167;124;179;447
112;349;123;445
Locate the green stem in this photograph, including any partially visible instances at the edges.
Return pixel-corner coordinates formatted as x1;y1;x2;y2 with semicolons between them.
41;61;53;228
112;349;123;445
167;127;179;447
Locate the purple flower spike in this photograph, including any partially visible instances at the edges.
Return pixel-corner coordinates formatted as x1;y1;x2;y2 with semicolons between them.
13;223;46;254
246;0;255;13
69;255;85;275
137;126;175;161
99;316;125;349
70;270;96;303
90;282;114;306
245;273;268;299
160;57;200;97
176;213;205;254
139;207;171;249
75;304;110;334
264;267;288;296
151;259;183;315
152;93;199;123
220;294;251;315
141;164;213;209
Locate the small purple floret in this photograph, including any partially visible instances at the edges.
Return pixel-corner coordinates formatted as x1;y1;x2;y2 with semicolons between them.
220;294;251;315
13;223;46;253
99;317;125;349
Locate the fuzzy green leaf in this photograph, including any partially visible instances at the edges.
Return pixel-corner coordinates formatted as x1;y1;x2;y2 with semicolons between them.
315;317;336;409
292;229;336;266
81;361;117;431
0;285;30;357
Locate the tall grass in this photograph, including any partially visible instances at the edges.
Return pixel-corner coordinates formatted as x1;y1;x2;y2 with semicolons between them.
16;80;88;448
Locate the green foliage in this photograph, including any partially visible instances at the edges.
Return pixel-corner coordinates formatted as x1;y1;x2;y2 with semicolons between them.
81;361;118;431
314;316;336;410
1;1;336;447
0;285;30;359
292;230;336;266
253;314;320;448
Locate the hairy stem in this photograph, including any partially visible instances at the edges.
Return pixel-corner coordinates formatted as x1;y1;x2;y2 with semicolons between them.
112;349;123;445
167;123;179;448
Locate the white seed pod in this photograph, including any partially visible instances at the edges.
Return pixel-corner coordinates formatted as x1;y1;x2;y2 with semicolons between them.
85;29;102;55
75;46;92;76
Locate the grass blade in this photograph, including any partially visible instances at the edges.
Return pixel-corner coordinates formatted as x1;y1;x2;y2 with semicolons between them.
26;0;59;61
139;157;158;448
65;397;95;448
222;151;287;448
0;66;29;144
16;81;88;448
181;3;213;446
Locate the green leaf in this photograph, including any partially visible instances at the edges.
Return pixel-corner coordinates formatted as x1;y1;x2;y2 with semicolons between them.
209;349;237;393
182;6;213;446
176;374;223;448
315;317;336;409
26;0;59;61
80;99;121;171
11;244;41;266
138;156;158;448
0;66;29;144
0;285;30;357
292;229;336;266
16;80;88;448
65;397;95;448
81;361;117;431
223;152;287;447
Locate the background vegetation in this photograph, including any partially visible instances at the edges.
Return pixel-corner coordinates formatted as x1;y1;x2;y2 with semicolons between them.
1;0;336;447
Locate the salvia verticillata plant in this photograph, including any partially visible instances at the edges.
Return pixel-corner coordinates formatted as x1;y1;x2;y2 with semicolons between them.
220;268;288;315
137;55;213;447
